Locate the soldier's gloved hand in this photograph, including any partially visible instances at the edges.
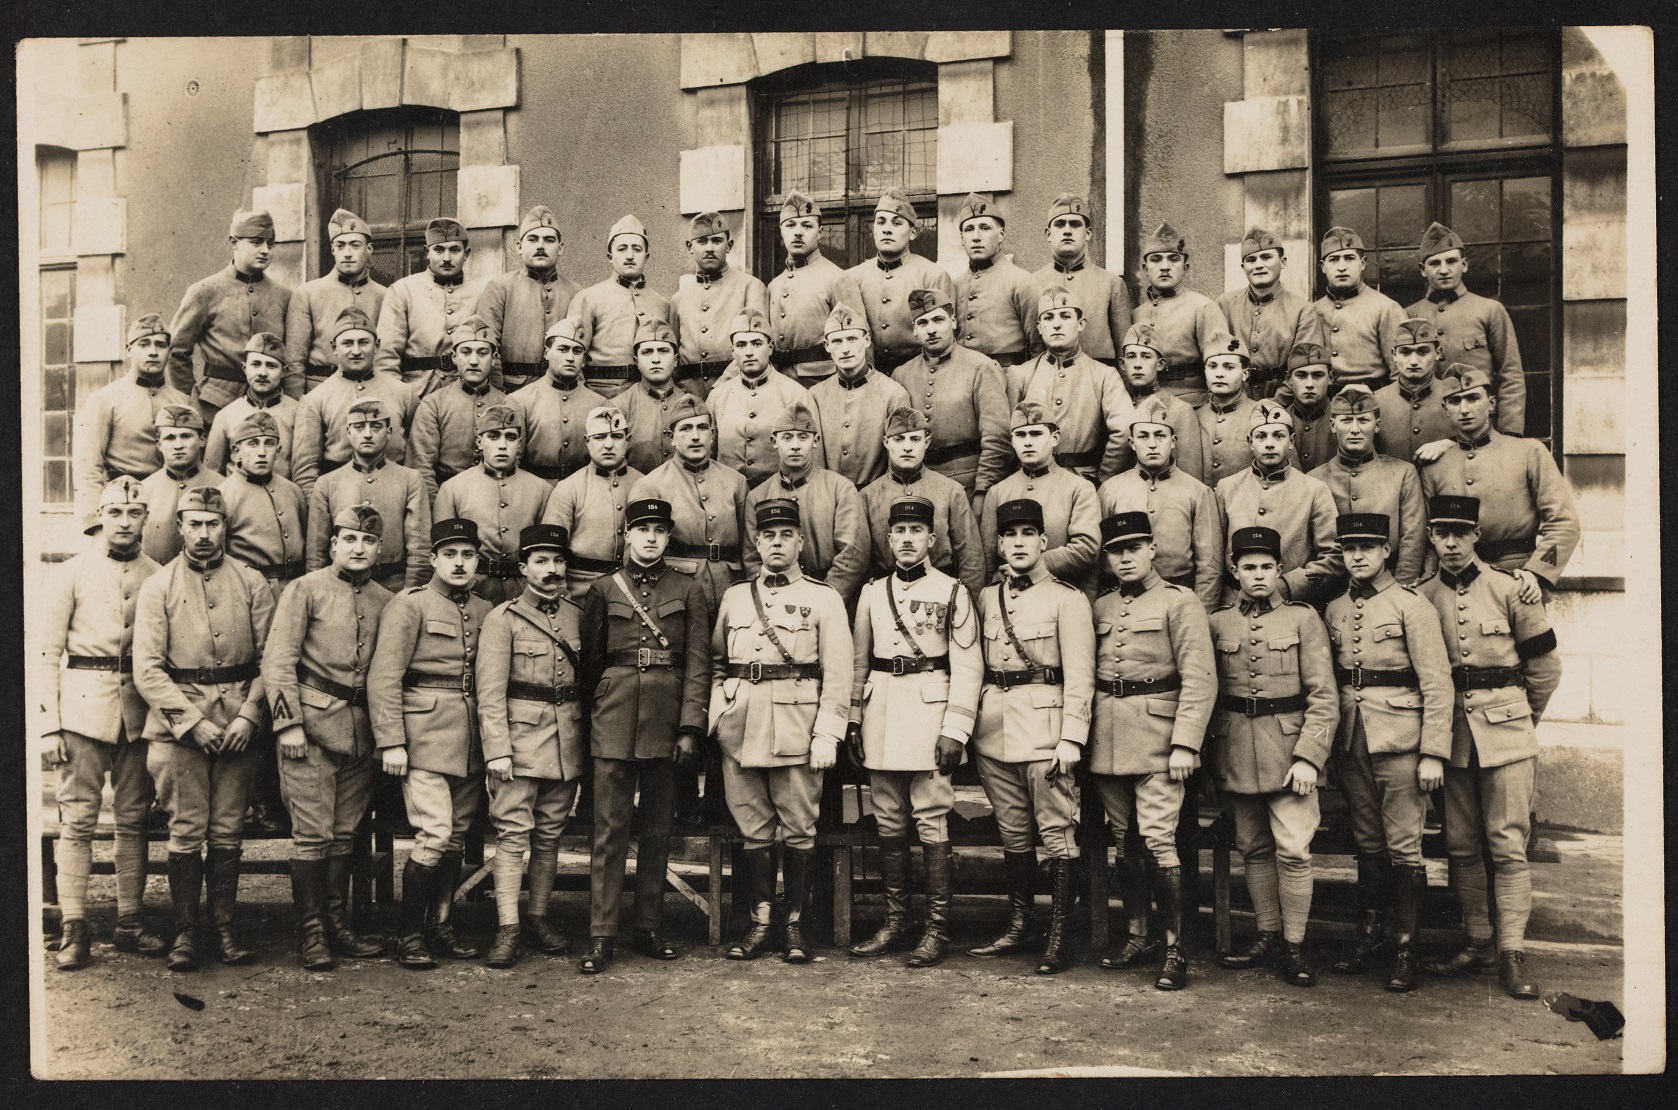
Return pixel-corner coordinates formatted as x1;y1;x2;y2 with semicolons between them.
673;729;700;769
221;717;256;754
1414;438;1453;465
1417;755;1445;793
1511;568;1543;605
382;747;410;777
43;731;69;769
1167;745;1198;783
189;719;225;753
934;734;964;775
845;721;865;767
486;756;515;782
1051;740;1081;779
1284;759;1319;795
277;725;308;761
808;736;838;771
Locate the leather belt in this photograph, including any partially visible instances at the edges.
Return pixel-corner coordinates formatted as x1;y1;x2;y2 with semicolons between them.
870;654;949;675
506;680;579;704
67;654;132;673
1164;572;1196;590
772;345;830;369
373;560;406;580
298;666;367;707
403;670;475;695
479;552;521;579
400;354;449;373
568;553;620;573
318;457;347;477
305;363;336;380
668;539;741;563
1220;691;1308;716
985;666;1063;689
605;648;677;669
204;364;247;383
1452;665;1524;691
1157;364;1203;384
255;559;307;581
1248;365;1286;384
165;662;260;684
722;661;823;683
677;361;731;383
526;461;568;480
586;364;637;381
102;465;150;482
1335;665;1419;689
875;348;916;374
1053;447;1101;470
1097;674;1182;698
990;350;1029;367
924;440;980;466
501;360;543;379
1476;537;1536;561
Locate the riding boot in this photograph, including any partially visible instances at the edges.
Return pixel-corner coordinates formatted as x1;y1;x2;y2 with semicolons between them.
969;849;1041;958
204;847;255;965
324;853;386;958
290;859;334;971
1385;864;1425;993
1035;857;1077;974
165;851;203;971
905;842;952;968
395;858;439;969
726;847;776;960
1099;856;1159;968
1153;865;1188;991
430;850;482;959
848;836;914;956
1333;854;1391;974
781;846;816;964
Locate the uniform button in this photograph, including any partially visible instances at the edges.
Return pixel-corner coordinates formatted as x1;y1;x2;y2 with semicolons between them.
1350;494;1359;502
1458;617;1467;624
1465;478;1474;485
1257;508;1266;515
1332;350;1339;357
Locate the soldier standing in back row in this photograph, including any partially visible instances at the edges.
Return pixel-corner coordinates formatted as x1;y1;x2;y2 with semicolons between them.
1032;193;1131;366
571;215;677;401
1315;226;1406;391
1217;227;1324;400
672;211;768;397
479;206;582;393
306;398;430;594
767;192;847;386
408;314;508;499
616;319;685;475
74;314;192;533
860;408;988;604
838;189;955;376
809;303;913;488
511;316;607;485
542;406;642;601
1407;222;1525;435
1133;223;1225;408
1006;288;1135;483
434;404;551;604
285;209;386;395
951;192;1040;367
138;405;223;566
205;332;299;480
375;217;487;386
710;308;814;488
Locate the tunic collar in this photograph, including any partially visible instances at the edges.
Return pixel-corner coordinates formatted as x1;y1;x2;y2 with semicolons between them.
340;366;374;383
1455;429;1494;450
1021;460;1053;479
1137;462;1174;482
594;462;629;479
460;378;493;397
428;577;473;604
679;456;711;474
244;389;282;409
615;273;647;290
694;266;728;286
1207;395;1246;415
1238;594;1279;615
836;368;871;390
762;568;802;588
874;254;904;273
1438;562;1482;589
185;550;225;572
1347;569;1394;600
893;559;928;583
335;270;370;288
522;585;565;613
231;266;263;286
1117;569;1162;598
238;468;272;486
165;464;201;482
351;455;387;475
1250;459;1292;485
1336;447;1376;468
1326;282;1364;302
548;373;580;390
1427;287;1462;305
525;266;559;284
482;462;518;479
777;467;811;491
968;255;995;272
1052;256;1086;275
134;369;167;389
1398;379;1434;403
335;566;374;586
888;464;924;486
106;544;141;563
430;269;465;288
1245;284;1279;306
626;557;667;583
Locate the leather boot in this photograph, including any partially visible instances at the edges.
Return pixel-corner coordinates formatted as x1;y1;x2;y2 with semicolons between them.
1099;856;1159;969
324;854;386;958
1153;865;1187;991
395;858;438;970
726;847;776;960
485;924;522;969
969;849;1041;958
1385;864;1425;993
1333;854;1391;974
578;935;614;974
849;836;914;957
781;846;816;964
1281;941;1316;987
1499;950;1539;1000
1423;939;1499;977
165;851;203;972
1219;929;1281;970
1035;857;1077;975
113;916;167;957
55;919;90;971
430;850;481;959
204;847;254;965
906;842;952;968
290;859;334;971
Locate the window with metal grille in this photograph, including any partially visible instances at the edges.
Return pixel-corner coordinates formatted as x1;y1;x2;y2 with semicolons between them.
753;61;938;277
39;147;83;506
317;108;460;286
1315;29;1560;448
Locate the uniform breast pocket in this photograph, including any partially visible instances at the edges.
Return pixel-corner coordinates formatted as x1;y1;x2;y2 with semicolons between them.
1131;617;1166;636
1374;624;1404;642
1012;620;1060;666
655;598;688;648
425;620;458;639
1480;619;1511;636
1463;336;1486;353
512;637;550;669
1266;634;1299;674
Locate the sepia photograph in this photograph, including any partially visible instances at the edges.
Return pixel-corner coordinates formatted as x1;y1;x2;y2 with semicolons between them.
15;21;1663;1083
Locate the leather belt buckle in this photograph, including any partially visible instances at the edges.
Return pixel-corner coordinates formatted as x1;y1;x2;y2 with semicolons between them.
994;670;1016;691
708;542;722;562
637;648;653;670
461;672;475;696
747;661;764;684
891;656;909;677
1238;695;1261;716
1349;664;1364;689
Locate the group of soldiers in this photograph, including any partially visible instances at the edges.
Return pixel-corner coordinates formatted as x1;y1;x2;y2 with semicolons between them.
43;185;1579;1002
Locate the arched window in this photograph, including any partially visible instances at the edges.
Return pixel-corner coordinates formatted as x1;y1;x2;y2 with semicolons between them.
317;107;460;286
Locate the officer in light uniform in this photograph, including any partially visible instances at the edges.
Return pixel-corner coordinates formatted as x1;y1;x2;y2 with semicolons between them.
951;192;1040;366
711;499;853;963
1208;525;1338;988
132;486;275;972
262;503;392;970
305;398;430;593
542;405;643;601
1322;512;1453;993
766;191;847;385
479;205;583;393
980;403;1103;598
1087;511;1216;990
510;315;608;484
408;314;509;498
285;208;387;395
859;408;987;604
375;217;488;385
809;302;914;488
836;189;955;376
1315;226;1407;390
38;478;166;969
1216;227;1325;399
137;405;224;566
672;211;769;397
1006;288;1136;483
1194;332;1260;486
1132;223;1226;407
616;318;686;475
205;332;300;479
74;314;193;532
1407;222;1526;435
435;404;552;604
846;495;984;967
710;308;814;487
1117;322;1205;484
1273;343;1337;472
290;306;418;497
570;215;677;400
1417;495;1562;999
220;411;308;595
370;518;493;969
1031;193;1132;366
1373;318;1457;464
1309;385;1427;586
970;498;1095;975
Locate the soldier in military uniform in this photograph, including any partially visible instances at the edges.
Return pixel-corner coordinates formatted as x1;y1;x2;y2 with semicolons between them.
1315;226;1406;391
766;191;847;386
542;405;642;601
168;208;293;422
1194;333;1261;488
290;306;417;497
375;217;488;386
370;519;493;969
1322;512;1453;993
511;316;608;485
434;404;552;604
262;504;392;970
205;332;299;479
74;314;193;533
479;206;583;393
712;499;853;962
137;405;224;566
570;215;677;401
285;208;386;395
1087;511;1216;990
809;303;914;488
1117;322;1205;484
951;192;1040;367
577;497;712;973
1417;495;1562;999
847;494;984;967
979;403;1102;598
132;487;274;971
1132;223;1226;407
969;498;1095;975
475;524;590;968
1216;227;1325;400
1005;288;1135;483
1407;222;1526;435
1273;343;1337;473
672;211;769;397
409;314;509;499
859;408;987;604
836;189;955;376
1309;385;1427;586
617;318;685;475
1031;193;1132;367
1208;525;1338;987
1374;318;1457;465
306;398;430;594
38;478;166;969
710;308;814;487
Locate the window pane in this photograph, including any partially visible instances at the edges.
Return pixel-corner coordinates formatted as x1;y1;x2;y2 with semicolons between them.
865;90;903;131
904;86;936;130
1449;178;1501;244
43;365;69;411
904;130;936;193
1323;89;1377;155
1376;183;1426;248
1510;307;1551;373
76;362;113;397
1500;73;1553;142
44;460;70;506
861;131;902;196
809;137;846;197
44;321;71;367
1502;32;1550;74
1521;371;1552;440
1377;91;1431;151
1323;40;1379;92
1500;242;1551;306
777;97;812;141
41;270;73;319
1446;76;1502;143
43;412;69;457
1328;188;1377;239
1502;176;1552;241
1446;31;1502;80
1378;35;1429;85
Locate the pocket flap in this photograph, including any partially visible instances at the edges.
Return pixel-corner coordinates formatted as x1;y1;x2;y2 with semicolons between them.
1482;699;1531;724
1144;697;1179;720
1095;621;1113;635
508;701;547;725
1464;336;1485;350
1276;712;1303;735
1375;624;1404;642
1014;620;1058;641
1384;691;1425;710
721;676;742;700
513;637;550;657
862;678;876;701
655;598;687;618
1131;617;1165;632
919;678;950;704
1029;686;1064;709
299;685;337;710
1268;635;1299;650
404;692;437;712
1480;619;1511;635
424;620;457;638
1216;639;1241;653
772;681;820;705
983;623;1001;640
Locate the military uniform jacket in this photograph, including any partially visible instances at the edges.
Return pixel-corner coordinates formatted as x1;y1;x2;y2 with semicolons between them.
478;267;583;386
1005;350;1135;481
710;368;812;487
37;547;161;743
368;580;492;777
284;272;387;393
167;266;293;409
980;463;1102;596
133;555;274;742
205;392;300;479
615;381;683;475
509;376;608;483
409;378;507;497
579;559;712;759
673;267;770;367
710;571;853;767
1406;288;1525;435
859;466;987;604
1134;287;1225;386
262;567;392;758
571;277;677;370
1373;378;1456;463
838;254;956;364
1097;465;1224;608
849;564;983;770
631;458;750;607
1324;571;1452;760
893;344;1013;495
221;469;308;589
1195;394;1259;488
290;370;417;496
954;255;1041;361
1314;283;1405;389
73;371;193;530
139;465;225;566
744;468;871;603
307;458;431;587
1125;386;1206;484
1418;430;1580;586
1283;400;1335;474
1309;452;1427;584
476;591;587;781
541;462;643;596
434;465;552;565
1418;561;1562;769
808;369;912;489
1029;260;1133;361
1088;573;1217;775
974;567;1096;762
374;271;489;379
1216;464;1345;606
768;251;846;375
1217;284;1325;378
1207;597;1338;793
